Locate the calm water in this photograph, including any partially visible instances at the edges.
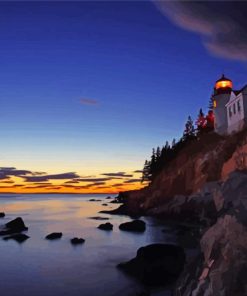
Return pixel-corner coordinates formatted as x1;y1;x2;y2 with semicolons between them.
0;194;176;296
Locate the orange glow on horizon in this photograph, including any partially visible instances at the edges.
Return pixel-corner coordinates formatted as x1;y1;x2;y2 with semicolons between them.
0;175;147;194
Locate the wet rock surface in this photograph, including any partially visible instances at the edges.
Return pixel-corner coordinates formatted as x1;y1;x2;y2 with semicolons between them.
70;237;85;245
98;222;113;231
0;212;5;218
0;217;28;235
45;232;63;240
119;220;146;232
118;244;185;286
174;171;247;296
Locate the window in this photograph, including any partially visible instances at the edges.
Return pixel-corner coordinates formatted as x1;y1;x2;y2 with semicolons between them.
233;103;236;114
229;106;232;117
237;100;241;112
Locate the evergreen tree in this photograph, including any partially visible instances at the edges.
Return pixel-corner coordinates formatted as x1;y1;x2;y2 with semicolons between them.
141;160;151;182
183;116;196;141
208;96;214;111
149;148;157;179
156;146;161;160
172;138;176;148
196;108;206;134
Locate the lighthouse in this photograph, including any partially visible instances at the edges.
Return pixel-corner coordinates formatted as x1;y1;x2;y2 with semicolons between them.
213;74;233;134
212;75;247;135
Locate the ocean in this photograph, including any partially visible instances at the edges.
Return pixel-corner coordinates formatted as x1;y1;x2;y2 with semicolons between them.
0;194;175;296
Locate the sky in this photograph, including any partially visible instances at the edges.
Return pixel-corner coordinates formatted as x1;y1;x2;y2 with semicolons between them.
0;1;247;193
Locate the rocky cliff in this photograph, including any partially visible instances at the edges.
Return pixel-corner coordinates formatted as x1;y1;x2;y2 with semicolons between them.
113;129;247;295
116;129;247;217
174;170;247;296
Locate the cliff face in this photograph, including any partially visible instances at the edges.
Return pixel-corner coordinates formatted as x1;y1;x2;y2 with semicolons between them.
119;129;247;216
174;171;247;296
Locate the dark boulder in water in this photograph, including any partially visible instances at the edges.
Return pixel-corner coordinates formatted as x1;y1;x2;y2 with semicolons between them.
6;217;28;232
70;237;85;245
117;244;185;286
0;212;5;218
119;220;146;232
105;196;112;199
89;199;101;202
45;232;63;240
98;222;113;231
3;233;30;243
102;203;108;206
0;217;28;236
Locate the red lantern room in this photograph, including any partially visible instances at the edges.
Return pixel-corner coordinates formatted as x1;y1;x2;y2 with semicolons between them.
214;74;233;95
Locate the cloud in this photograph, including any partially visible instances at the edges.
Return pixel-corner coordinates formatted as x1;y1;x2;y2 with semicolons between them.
155;1;247;61
133;170;143;174
101;172;133;178
124;179;141;184
64;180;80;184
80;98;99;106
76;177;111;182
0;167;32;179
23;172;80;182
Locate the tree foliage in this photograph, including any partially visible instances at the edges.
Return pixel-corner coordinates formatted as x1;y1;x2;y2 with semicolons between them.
142;109;214;183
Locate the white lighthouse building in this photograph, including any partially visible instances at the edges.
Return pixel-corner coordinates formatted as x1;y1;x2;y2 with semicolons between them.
213;75;247;135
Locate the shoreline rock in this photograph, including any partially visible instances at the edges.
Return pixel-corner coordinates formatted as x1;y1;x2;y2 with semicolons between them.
0;217;28;236
70;237;85;245
45;232;63;240
98;222;113;231
119;220;146;232
118;244;185;286
0;212;5;218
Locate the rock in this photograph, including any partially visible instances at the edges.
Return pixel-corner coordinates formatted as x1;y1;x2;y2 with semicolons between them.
102;203;108;206
88;216;110;221
89;199;101;202
3;233;30;243
106;196;112;199
6;217;28;232
70;237;85;245
174;170;247;296
0;217;28;235
119;220;146;232
98;222;113;231
45;232;63;240
0;212;5;218
118;244;185;286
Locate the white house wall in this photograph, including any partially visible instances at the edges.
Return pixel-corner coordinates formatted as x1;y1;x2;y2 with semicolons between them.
227;94;244;127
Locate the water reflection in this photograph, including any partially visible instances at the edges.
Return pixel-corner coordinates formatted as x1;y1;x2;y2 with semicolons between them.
0;194;173;296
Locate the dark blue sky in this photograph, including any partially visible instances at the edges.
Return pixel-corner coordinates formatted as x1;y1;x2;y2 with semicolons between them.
0;1;246;178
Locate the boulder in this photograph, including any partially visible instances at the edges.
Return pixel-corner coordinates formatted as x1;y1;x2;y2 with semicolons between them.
174;171;247;296
119;220;146;232
3;233;30;243
98;222;113;231
106;196;112;199
70;237;85;245
118;244;185;286
6;217;28;232
45;232;63;240
89;199;101;202
102;203;108;206
0;212;5;218
0;217;28;235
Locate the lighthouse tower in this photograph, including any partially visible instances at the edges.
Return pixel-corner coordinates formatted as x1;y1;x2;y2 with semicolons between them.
213;74;233;135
